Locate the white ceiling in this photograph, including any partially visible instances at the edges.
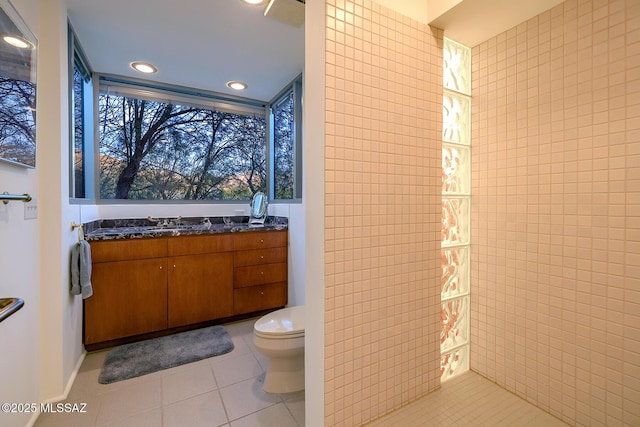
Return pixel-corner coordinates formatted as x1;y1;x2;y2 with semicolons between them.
428;0;566;47
65;0;305;102
65;0;563;103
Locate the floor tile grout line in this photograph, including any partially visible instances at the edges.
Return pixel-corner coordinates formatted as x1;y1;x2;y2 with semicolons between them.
226;401;283;424
282;397;304;426
215;388;231;426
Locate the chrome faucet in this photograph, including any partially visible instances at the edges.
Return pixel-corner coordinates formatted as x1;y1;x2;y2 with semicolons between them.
147;215;182;227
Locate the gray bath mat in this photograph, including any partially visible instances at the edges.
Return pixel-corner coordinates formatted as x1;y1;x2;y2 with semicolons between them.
98;325;234;384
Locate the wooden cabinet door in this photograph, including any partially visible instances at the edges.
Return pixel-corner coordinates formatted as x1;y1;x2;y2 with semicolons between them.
84;258;167;344
167;252;234;328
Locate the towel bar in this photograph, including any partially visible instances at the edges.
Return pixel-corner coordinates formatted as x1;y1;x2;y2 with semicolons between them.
71;222;85;241
1;192;32;205
0;298;24;323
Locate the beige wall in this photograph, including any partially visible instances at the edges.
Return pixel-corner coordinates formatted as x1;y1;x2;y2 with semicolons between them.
471;0;640;425
324;0;443;424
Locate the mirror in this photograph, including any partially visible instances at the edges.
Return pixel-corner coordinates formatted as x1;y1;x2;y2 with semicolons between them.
0;0;36;168
249;191;269;225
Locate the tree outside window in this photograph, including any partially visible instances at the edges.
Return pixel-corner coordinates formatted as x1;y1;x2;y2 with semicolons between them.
272;91;294;199
98;93;267;200
0;77;36;167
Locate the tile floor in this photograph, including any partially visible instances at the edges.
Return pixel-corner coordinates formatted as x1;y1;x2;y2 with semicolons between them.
35;317;304;427
35;317;566;427
367;371;568;427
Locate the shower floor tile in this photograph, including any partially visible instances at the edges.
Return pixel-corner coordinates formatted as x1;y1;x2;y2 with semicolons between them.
366;370;568;426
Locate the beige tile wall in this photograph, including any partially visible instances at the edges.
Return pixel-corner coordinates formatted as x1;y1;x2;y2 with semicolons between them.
471;0;640;425
324;0;443;425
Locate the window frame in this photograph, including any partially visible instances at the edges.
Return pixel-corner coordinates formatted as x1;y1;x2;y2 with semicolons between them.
67;39;302;204
268;74;303;202
68;22;95;201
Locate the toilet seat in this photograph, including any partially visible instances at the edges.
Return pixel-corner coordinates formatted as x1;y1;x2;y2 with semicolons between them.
254;305;304;339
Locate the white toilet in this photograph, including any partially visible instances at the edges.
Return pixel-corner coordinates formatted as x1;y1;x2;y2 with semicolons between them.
253;305;304;394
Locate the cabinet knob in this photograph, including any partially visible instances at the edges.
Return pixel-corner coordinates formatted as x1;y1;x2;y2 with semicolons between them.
261;271;264;275
173;265;176;268
260;255;264;259
160;266;163;269
260;239;264;243
260;291;264;295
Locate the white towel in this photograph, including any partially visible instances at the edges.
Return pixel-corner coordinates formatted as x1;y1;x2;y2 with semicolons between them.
70;240;93;299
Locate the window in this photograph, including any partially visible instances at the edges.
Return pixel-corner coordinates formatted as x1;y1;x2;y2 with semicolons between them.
96;76;302;202
270;76;302;200
67;52;302;202
69;23;94;199
97;80;268;201
440;37;471;382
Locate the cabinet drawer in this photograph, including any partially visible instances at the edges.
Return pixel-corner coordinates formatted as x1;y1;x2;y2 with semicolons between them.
168;234;233;256
233;282;287;315
232;231;287;250
90;238;167;262
234;263;287;288
234;246;287;267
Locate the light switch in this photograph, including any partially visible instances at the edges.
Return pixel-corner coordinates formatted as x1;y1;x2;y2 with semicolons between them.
24;198;37;220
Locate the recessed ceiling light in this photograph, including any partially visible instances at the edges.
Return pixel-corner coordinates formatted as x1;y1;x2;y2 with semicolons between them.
242;0;266;5
130;61;158;74
227;81;248;91
3;35;34;49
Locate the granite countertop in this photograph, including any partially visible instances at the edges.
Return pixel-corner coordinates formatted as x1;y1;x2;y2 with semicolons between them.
84;216;288;241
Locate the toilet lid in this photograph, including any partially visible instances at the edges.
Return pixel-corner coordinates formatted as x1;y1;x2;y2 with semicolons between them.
254;305;304;337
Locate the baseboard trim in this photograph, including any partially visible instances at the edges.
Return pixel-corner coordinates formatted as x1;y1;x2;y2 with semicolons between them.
27;350;87;427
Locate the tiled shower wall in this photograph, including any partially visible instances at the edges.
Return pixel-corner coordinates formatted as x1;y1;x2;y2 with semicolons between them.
324;0;443;425
471;0;640;425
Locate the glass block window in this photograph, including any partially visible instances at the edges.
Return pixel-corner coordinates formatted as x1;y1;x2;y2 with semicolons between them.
442;144;470;194
442;198;470;246
440;345;468;382
441;246;469;300
443;38;471;96
443;90;471;145
441;296;469;351
441;37;471;382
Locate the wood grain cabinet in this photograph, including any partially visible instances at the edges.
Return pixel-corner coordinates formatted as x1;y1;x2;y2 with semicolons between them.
85;238;169;345
232;230;288;315
85;230;288;347
167;235;234;328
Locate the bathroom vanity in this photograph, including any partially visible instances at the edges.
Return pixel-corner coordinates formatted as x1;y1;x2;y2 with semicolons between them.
82;217;288;350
